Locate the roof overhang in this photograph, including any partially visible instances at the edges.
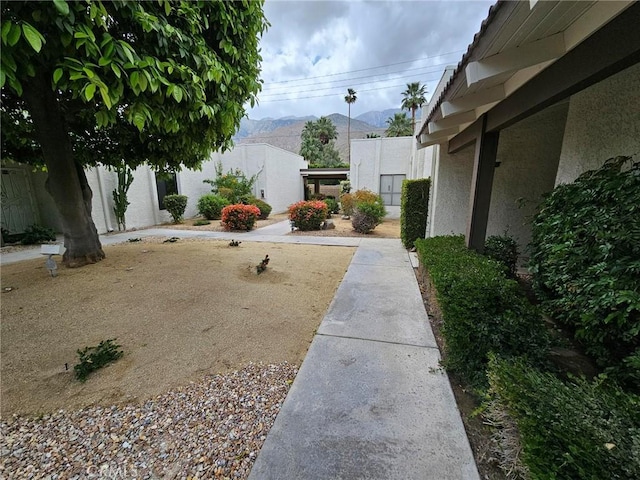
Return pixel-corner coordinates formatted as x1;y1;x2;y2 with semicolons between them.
300;168;349;179
416;0;637;150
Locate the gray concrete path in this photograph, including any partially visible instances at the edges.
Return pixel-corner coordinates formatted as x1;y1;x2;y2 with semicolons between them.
1;220;479;478
249;238;479;479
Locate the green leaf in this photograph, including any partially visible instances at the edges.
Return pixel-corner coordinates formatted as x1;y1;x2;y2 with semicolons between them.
53;0;70;16
133;111;145;131
52;68;63;84
84;83;96;101
22;23;44;52
98;84;112;109
7;23;21;46
98;56;110;67
137;72;147;92
1;21;11;43
0;69;5;88
172;86;183;103
110;63;121;78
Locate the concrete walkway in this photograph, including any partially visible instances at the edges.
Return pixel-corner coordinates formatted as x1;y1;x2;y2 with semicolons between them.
1;220;479;478
248;237;479;479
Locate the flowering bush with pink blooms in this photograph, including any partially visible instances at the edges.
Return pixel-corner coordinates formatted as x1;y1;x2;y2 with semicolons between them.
288;200;328;231
221;204;261;231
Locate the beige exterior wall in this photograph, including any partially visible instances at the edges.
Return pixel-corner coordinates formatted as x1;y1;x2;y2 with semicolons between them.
486;102;568;252
556;62;640;185
427;144;474;237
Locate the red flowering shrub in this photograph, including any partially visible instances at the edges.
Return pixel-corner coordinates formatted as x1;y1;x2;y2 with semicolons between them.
221;204;261;231
288;200;328;231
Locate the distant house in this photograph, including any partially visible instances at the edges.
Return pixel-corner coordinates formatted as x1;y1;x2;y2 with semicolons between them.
350;136;433;216
1;144;307;235
415;0;640;259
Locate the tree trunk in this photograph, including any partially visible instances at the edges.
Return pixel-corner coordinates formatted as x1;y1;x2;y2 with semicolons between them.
22;72;105;267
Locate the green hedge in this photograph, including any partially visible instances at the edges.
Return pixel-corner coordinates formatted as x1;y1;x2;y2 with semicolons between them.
415;235;549;388
400;178;430;249
529;156;640;384
488;356;640;480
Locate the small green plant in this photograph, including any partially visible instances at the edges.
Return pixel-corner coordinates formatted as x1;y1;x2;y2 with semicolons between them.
352;199;386;234
288;200;328;231
400;178;430;249
248;198;272;220
112;163;134;231
351;191;386;234
197;194;230;220
163;194;188;223
484;233;519;277
339;180;351;195
221;204;260;231
74;339;123;382
324;196;339;215
193;219;210;226
20;224;56;245
203;161;257;204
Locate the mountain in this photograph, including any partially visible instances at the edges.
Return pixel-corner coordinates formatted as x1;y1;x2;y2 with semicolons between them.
355;108;405;128
235;113;386;161
234;115;316;140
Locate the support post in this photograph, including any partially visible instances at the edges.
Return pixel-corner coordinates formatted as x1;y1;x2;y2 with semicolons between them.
466;115;499;252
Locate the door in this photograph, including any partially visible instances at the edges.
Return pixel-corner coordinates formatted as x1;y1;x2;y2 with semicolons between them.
1;168;37;234
380;174;405;206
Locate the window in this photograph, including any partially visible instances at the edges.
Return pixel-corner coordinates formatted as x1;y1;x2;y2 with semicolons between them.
155;172;178;210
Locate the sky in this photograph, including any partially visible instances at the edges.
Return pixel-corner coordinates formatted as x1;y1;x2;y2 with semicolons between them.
246;0;495;120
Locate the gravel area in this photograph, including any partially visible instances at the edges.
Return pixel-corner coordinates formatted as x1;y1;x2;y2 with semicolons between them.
0;362;298;479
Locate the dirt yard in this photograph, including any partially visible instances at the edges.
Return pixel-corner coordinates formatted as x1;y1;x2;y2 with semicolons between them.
0;238;355;417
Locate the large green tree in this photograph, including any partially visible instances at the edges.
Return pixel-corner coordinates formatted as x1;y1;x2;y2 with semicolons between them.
401;81;427;133
1;0;267;267
299;116;341;167
385;112;412;137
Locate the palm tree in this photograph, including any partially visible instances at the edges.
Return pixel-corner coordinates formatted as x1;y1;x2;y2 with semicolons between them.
344;88;357;163
401;81;427;133
315;116;338;145
385;113;412;137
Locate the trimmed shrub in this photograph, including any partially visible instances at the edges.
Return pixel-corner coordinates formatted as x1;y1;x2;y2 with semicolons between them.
415;235;550;389
324;196;339;215
352;196;386;234
400;178;430;249
197;194;230;220
221;204;260;231
488;356;640;480
163;194;188;223
288;200;328;231
484;234;519;278
340;193;356;217
248;198;272;220
529;156;640;380
20;224;56;245
352;188;379;204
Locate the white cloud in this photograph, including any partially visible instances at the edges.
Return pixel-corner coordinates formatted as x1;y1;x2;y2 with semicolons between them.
248;0;495;120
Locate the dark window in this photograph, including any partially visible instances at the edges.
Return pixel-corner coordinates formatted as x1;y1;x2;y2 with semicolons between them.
155;173;178;210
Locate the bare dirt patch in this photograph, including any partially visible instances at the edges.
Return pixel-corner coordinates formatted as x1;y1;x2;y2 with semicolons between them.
1;238;355;417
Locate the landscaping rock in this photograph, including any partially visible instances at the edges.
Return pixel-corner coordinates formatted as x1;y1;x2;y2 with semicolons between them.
323;220;335;230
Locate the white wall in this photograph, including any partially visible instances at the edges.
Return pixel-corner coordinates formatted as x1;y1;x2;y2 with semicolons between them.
264;145;307;213
486;102;569;251
428;144;474;237
556;62;640;186
350;136;414;193
210;143;306;214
